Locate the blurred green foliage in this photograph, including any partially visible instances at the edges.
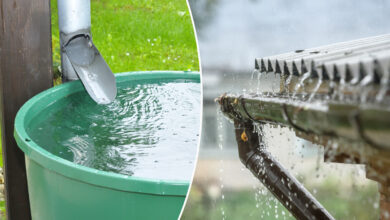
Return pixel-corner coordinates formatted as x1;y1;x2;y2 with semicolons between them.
182;180;379;219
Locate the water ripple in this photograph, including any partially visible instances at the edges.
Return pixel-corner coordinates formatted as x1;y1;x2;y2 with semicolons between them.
28;79;201;181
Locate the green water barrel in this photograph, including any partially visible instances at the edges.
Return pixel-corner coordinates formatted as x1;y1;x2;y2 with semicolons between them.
14;71;200;220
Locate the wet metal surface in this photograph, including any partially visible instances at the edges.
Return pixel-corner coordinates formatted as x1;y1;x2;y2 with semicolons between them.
257;34;390;82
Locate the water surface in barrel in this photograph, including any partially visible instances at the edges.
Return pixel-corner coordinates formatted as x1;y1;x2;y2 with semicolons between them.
27;78;200;181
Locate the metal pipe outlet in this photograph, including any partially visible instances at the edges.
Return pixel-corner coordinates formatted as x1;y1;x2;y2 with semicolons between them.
233;120;335;220
57;0;116;104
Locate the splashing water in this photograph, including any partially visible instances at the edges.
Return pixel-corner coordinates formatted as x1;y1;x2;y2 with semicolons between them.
216;109;226;220
284;74;294;94
257;70;263;95
292;72;311;98
307;72;323;102
216;67;385;219
377;68;389;103
337;71;347;101
359;70;375;103
250;69;260;94
27;79;201;181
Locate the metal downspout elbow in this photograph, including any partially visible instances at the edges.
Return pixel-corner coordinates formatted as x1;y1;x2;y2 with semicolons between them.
57;0;116;104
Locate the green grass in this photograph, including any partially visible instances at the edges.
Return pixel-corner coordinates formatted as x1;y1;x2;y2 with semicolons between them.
51;0;199;79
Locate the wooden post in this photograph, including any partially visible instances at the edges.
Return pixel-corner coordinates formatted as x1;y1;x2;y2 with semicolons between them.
0;0;53;219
